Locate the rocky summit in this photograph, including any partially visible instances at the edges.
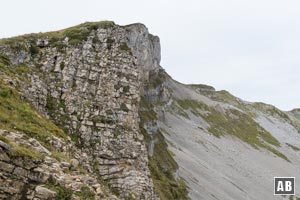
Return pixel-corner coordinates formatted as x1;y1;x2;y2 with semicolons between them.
0;21;299;200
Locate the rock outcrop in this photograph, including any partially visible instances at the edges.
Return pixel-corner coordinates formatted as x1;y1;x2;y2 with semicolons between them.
0;21;167;199
0;129;118;200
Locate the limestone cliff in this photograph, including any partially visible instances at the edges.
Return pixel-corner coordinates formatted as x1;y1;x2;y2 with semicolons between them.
0;21;186;200
2;21;298;200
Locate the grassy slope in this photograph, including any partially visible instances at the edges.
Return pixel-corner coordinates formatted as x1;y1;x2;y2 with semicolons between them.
0;55;68;156
139;96;190;200
0;21;115;46
175;98;290;162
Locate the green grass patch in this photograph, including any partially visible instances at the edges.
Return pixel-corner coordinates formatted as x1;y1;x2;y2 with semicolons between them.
15;65;30;74
139;95;189;200
252;103;291;121
147;131;189;200
286;143;300;151
10;143;44;160
169;100;190;119
195;89;244;110
145;71;166;89
0;79;67;144
177;99;209;112
206;109;283;152
149;157;189;200
106;37;114;49
152;131;179;170
60;62;65;70
0;89;9;98
0;134;9;143
76;186;95;200
119;42;131;52
251;103;300;131
214;90;240;104
46;179;73;200
0;21;115;48
123;85;130;93
0;63;30;83
139;97;158;122
52;151;69;162
189;84;215;91
261;143;290;162
139;110;157;122
82;21;115;30
65;28;90;45
29;42;39;57
176;99;289;161
0;53;11;66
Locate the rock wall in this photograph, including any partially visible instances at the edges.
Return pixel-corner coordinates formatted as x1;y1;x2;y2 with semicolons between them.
0;130;118;200
0;22;161;199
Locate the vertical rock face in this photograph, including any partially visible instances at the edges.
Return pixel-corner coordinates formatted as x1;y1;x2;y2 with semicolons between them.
124;23;161;81
0;22;161;199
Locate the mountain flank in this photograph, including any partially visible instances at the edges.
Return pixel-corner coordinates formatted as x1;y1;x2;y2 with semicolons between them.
0;21;300;200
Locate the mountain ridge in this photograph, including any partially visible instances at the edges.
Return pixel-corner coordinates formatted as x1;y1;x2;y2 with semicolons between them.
0;21;299;200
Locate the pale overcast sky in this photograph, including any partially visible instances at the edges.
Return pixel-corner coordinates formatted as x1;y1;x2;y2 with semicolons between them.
1;0;300;111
